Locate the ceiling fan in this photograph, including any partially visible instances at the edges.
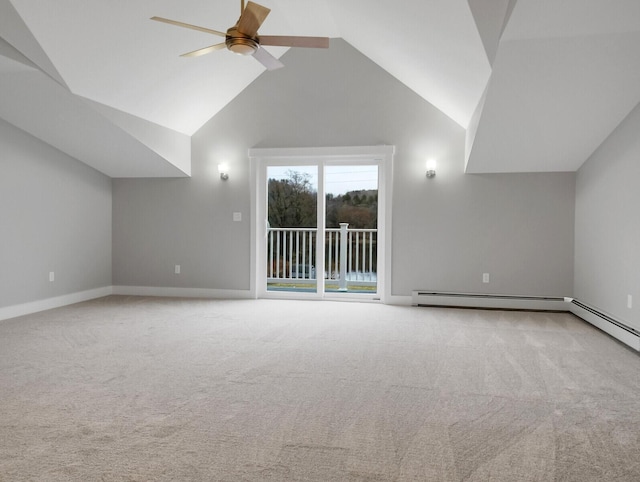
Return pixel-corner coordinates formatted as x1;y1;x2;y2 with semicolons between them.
151;0;329;71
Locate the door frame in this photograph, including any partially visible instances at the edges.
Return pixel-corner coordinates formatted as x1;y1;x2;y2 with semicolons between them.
249;145;394;303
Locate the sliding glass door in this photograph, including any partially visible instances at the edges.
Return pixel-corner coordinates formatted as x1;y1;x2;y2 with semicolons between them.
251;146;393;302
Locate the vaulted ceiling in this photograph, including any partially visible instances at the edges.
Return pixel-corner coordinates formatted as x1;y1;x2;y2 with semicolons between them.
1;0;639;177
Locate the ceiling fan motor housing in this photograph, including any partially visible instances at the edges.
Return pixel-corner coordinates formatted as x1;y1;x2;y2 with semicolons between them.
226;27;258;55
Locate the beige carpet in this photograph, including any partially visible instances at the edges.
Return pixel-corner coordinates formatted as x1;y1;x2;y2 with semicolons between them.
1;296;639;481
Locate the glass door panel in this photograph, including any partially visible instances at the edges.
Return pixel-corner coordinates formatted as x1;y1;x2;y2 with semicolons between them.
324;165;379;295
266;166;319;293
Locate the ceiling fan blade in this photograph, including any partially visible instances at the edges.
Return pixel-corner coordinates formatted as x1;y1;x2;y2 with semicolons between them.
253;46;284;71
237;1;270;37
260;35;330;49
151;17;226;37
180;43;227;58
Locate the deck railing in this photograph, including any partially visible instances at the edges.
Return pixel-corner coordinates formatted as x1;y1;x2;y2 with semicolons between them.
267;223;377;290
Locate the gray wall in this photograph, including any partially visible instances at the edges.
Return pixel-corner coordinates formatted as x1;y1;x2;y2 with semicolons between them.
575;101;640;330
113;39;575;298
0;118;112;308
394;168;575;296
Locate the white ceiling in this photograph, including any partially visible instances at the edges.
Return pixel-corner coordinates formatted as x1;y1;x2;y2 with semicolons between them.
465;0;640;173
1;0;639;176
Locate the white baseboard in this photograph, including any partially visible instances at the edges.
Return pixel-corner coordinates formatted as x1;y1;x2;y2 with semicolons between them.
0;286;114;322
5;287;637;353
386;295;413;306
112;285;254;300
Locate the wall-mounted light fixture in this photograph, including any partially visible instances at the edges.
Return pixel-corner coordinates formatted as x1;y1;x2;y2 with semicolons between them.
426;159;437;178
218;162;229;181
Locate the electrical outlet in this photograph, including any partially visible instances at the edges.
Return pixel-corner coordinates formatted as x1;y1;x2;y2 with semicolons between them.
175;265;181;274
49;271;55;282
482;273;490;283
233;212;242;222
628;295;633;309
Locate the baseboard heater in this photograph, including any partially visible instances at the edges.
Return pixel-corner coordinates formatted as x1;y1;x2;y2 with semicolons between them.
412;291;567;311
411;291;639;352
569;299;640;352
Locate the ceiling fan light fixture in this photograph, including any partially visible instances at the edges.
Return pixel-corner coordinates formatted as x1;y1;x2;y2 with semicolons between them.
226;30;258;55
228;42;257;55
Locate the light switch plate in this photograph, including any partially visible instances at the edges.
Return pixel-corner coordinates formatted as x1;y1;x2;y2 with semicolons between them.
233;212;242;222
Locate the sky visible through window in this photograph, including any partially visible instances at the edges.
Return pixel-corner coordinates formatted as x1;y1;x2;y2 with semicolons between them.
268;165;378;195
